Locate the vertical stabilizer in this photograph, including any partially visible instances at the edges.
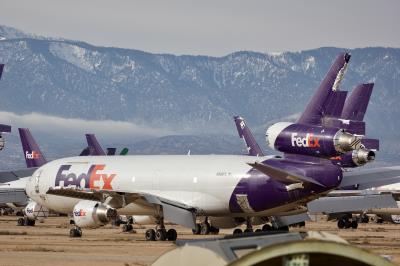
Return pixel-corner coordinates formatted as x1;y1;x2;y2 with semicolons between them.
18;128;47;168
341;83;374;121
298;53;351;125
106;148;116;156
85;134;106;155
0;64;4;80
234;116;264;156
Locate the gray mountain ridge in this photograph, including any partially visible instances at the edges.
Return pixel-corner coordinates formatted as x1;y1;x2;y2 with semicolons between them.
0;25;399;168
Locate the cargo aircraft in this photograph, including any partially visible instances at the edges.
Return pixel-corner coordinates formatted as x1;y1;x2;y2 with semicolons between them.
21;52;400;241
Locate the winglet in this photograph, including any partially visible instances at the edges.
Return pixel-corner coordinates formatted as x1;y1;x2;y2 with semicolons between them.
18;128;47;168
248;161;325;187
234;116;264;156
85;134;106;155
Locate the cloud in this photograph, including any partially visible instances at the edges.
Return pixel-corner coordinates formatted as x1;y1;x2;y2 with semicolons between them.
0;111;174;139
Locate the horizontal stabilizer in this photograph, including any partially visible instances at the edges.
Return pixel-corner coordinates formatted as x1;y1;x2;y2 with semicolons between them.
340;166;400;189
248;162;325;187
307;194;397;214
361;138;379;151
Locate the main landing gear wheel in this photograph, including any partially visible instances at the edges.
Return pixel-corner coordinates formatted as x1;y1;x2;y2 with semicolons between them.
351;220;358;229
17;217;35;226
244;228;253;233
155;229;167;241
122;224;134;232
200;223;210;235
69;227;82;238
192;223;201;235
166;229;177;241
262;224;272;231
233;228;243;235
145;229;156;241
337;219;345;229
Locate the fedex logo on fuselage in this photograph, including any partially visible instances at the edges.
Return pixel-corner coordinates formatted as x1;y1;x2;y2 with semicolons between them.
55;164;116;190
25;151;41;160
291;133;320;148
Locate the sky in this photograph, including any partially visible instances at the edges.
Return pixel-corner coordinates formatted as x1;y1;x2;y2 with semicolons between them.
0;0;399;56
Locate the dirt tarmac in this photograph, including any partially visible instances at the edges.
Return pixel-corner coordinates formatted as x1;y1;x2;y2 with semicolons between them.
0;216;398;266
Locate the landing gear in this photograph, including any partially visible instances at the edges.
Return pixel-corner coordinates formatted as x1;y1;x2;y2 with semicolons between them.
262;224;272;231
233;228;243;235
17;217;35;226
69;227;82;238
145;229;156;241
193;218;220;235
337;216;358;229
192;223;201;235
145;218;177;241
121;216;135;233
360;214;369;223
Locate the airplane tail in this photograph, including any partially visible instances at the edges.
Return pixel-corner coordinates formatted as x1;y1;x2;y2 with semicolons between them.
341;83;374;121
85;134;106;155
18;128;47;168
298;52;351;125
106;148;116;156
119;148;129;155
0;64;4;80
234;116;264;156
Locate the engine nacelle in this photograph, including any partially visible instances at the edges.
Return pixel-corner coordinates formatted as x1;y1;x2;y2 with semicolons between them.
332;149;375;167
24;201;49;221
266;122;363;158
73;200;117;228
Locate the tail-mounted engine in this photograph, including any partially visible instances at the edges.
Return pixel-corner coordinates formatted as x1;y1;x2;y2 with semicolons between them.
266;122;375;163
72;200;117;228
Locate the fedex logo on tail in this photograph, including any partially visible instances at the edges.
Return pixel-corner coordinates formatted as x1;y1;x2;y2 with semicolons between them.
25;151;41;159
291;133;320;148
55;164;116;190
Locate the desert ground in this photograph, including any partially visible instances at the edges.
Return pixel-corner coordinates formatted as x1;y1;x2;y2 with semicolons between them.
0;216;398;266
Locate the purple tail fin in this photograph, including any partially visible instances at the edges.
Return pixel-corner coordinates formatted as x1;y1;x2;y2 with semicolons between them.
85;134;106;155
234;116;264;156
0;64;4;80
18;128;47;168
298;52;351;125
341;83;374;121
324;91;348;118
79;147;91;156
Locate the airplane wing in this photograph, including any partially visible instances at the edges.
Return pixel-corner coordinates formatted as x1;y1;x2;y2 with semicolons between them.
248;162;325;187
0;168;36;183
307;193;397;214
46;187;197;228
339;166;400;189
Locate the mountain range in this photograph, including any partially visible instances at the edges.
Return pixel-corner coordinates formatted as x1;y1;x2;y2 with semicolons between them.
0;25;399;169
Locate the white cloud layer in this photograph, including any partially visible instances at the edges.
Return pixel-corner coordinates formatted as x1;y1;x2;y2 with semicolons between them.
0;111;174;139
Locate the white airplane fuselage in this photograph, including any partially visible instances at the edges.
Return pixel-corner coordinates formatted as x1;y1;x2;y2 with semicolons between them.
25;155;331;218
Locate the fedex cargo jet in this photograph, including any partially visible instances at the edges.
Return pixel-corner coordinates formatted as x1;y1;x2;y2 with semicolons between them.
23;52;400;241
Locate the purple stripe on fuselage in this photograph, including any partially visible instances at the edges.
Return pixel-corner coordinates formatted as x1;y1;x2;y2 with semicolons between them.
229;158;342;213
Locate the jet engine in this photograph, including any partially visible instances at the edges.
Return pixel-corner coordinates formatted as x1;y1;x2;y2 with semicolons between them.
332;149;375;167
24;201;49;221
266;122;363;158
72;200;117;228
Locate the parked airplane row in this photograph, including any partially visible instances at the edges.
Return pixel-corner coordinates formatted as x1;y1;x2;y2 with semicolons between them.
1;53;400;241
